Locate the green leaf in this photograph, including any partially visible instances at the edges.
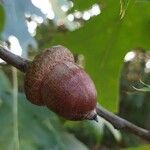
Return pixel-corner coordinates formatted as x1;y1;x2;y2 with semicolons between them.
73;0;99;10
60;132;88;150
0;92;88;150
133;86;150;92
133;80;150;92
51;0;150;112
0;4;5;34
64;119;104;146
123;144;150;150
0;70;11;94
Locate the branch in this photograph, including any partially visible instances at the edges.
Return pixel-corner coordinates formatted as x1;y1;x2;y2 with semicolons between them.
0;45;30;73
0;45;150;142
96;105;150;141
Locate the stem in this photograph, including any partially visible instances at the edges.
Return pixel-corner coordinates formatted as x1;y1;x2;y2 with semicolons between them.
12;67;19;150
0;44;150;142
0;45;30;73
96;105;150;141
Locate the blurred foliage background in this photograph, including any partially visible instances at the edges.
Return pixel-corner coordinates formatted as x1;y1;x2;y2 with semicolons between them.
0;0;150;150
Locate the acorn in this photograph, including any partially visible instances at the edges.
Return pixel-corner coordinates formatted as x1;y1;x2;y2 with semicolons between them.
24;45;97;121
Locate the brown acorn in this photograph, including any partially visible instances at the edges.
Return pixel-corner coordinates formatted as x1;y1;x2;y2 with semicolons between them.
24;45;97;121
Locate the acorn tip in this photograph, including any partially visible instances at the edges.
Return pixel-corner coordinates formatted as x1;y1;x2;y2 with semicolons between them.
93;115;98;122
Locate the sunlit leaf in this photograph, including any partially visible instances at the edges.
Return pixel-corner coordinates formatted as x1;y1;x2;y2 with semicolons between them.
73;0;99;11
52;0;150;112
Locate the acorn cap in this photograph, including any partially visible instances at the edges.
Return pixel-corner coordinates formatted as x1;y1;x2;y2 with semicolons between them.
24;45;74;105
